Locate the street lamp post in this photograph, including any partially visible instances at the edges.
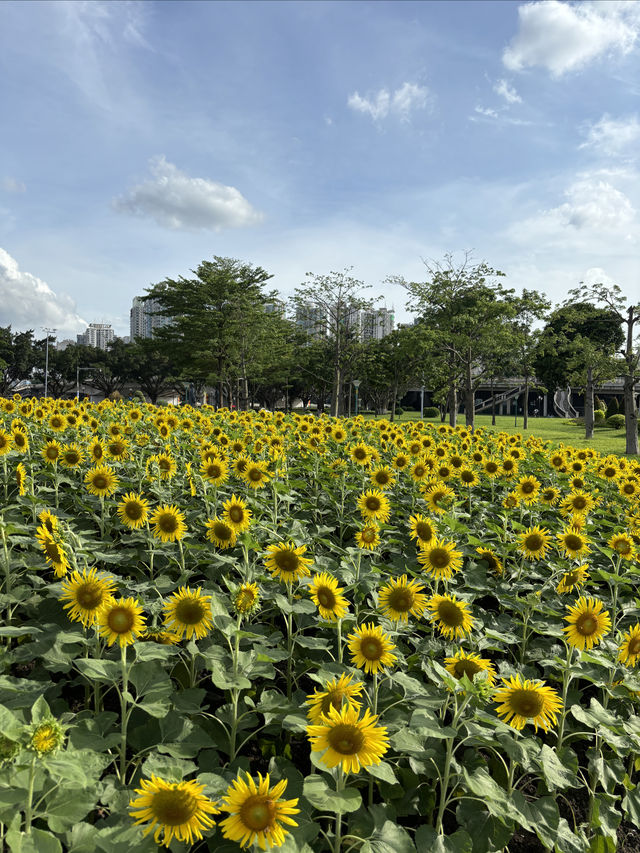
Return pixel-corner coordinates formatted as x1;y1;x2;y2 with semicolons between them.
420;379;425;419
352;379;361;417
42;328;57;398
76;367;94;401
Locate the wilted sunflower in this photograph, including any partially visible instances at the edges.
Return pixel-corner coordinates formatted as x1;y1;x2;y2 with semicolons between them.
306;673;364;723
355;524;380;550
205;517;237;549
378;575;427;622
306;704;389;773
242;461;271;490
608;533;637;561
200;457;228;485
347;622;397;674
494;674;562;732
117;492;150;529
219;772;299;850
357;489;391;523
408;513;435;546
150;504;187;543
369;466;396;490
233;582;260;616
60;443;84;468
564;596;611;651
618;625;640;667
129;774;219;847
141;630;181;646
560;490;596;518
422;482;455;515
556;564;589;594
445;650;496;685
84;464;119;497
60;567;116;626
265;542;312;583
222;495;252;533
557;526;591;561
41;439;62;464
163;587;213;641
417;537;463;581
97;596;146;647
517;525;552;560
475;547;503;575
309;573;349;621
427;593;473;639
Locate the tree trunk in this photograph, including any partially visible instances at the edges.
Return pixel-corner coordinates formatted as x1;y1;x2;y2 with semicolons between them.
523;375;530;431
584;366;594;440
448;384;457;427
465;352;474;429
491;377;496;426
390;382;398;422
624;305;639;455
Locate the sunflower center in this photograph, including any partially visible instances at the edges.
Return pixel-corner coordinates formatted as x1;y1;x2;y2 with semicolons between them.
45;542;62;562
213;522;233;541
317;589;336;609
365;497;381;512
481;552;498;569
572;497;587;510
628;638;640;656
375;473;389;485
93;446;103;460
327;723;366;755
414;466;426;477
275;551;299;573
604;468;616;478
322;690;347;714
76;583;104;609
248;468;263;482
108;608;134;634
461;471;475;483
486;462;498;473
229;507;244;523
354;449;366;460
564;534;583;551
576;614;598;635
93;475;108;490
125;501;144;520
525;534;544;551
158;513;179;533
207;464;222;478
174;599;207;625
510;689;545;718
613;540;631;555
361;528;377;543
429;548;451;569
361;638;383;660
521;483;535;494
623;484;635;495
151;789;199;826
388;589;414;613
436;600;464;627
65;451;80;464
416;522;432;541
453;660;482;679
564;570;579;586
239;795;276;831
46;447;59;459
158;459;171;471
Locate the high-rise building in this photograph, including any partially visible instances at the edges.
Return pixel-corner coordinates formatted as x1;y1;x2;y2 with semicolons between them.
77;323;114;350
360;307;394;341
295;303;328;339
130;296;171;340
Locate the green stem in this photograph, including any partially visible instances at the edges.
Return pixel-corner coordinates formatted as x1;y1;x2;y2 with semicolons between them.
435;694;470;835
556;644;573;751
229;615;242;761
336;618;343;665
24;754;37;834
334;770;344;853
286;584;294;701
119;644;130;783
368;672;379;806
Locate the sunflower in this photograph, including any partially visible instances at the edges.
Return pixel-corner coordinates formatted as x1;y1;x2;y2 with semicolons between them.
129;774;219;847
309;573;349;621
84;464;119;497
417;537;463;581
200;457;228;485
410;459;432;482
369;466;396;490
445;650;496;685
555;526;590;561
378;575;427;622
147;453;177;481
242;461;271;490
106;438;129;460
357;489;391;523
483;458;501;478
222;495;252;533
549;451;566;470
150;504;187;543
514;475;540;504
233;582;260;616
422;482;455;515
36;529;69;577
608;533;637;561
556;564;589;594
97;596;146;647
408;513;435;546
306;704;389;775
141;630;181;646
392;452;410;471
494;675;562;731
117;492;150;529
60;567;116;626
427;593;473;639
540;486;560;506
560;490;596;517
350;443;371;466
265;542;312;583
347;622;397;674
517;525;552;560
475;547;503;575
219;772;299;850
38;509;58;535
163;587;213;641
60;443;84;468
48;413;66;433
27;717;66;757
500;458;519;479
11;428;28;453
564;596;611;651
459;468;479;487
306;673;364;723
205;517;237;549
355;524;380;550
15;462;27;496
618;625;640;667
41;439;62;464
619;479;639;501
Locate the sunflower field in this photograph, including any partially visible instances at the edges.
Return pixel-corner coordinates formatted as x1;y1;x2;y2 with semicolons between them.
0;396;640;853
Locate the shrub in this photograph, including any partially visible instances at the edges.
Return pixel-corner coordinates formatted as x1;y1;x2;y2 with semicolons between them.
606;398;619;419
595;396;607;412
423;406;440;418
607;414;626;429
593;409;605;422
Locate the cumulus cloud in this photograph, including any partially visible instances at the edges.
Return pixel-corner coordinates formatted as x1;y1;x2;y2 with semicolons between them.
2;178;26;193
0;248;85;335
580;114;640;156
347;82;430;122
474;106;500;119
494;79;522;104
113;156;263;231
503;0;640;76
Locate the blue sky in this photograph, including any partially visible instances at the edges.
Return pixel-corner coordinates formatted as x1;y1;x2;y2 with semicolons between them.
1;0;639;337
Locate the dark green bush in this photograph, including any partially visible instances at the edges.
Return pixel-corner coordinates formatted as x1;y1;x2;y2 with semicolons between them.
606;397;619;418
607;414;626;429
423;406;440;418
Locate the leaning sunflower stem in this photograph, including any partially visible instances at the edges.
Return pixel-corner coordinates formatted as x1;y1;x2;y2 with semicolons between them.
286;583;294;701
336;618;343;665
435;692;470;836
334;769;345;853
23;754;37;834
609;554;622;633
118;643;131;784
367;672;380;806
556;643;574;751
228;615;243;762
178;539;186;574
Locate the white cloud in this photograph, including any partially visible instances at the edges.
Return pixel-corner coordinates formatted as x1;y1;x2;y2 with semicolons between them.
580;114;640;155
2;178;26;193
494;79;522;104
0;248;85;335
347;82;430;122
113;156;263;231
474;106;500;119
503;0;640;76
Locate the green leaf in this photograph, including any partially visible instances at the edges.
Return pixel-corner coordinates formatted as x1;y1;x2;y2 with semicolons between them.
74;658;121;683
0;703;23;740
303;774;362;813
365;761;398;785
538;744;579;790
415;827;472;853
46;787;98;833
207;659;251;691
129;661;173;717
6;827;62;853
30;694;51;725
623;785;640;828
141;754;197;781
462;768;533;830
361;820;417;853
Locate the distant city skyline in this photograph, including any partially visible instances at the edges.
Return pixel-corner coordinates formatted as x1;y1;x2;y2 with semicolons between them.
1;1;640;337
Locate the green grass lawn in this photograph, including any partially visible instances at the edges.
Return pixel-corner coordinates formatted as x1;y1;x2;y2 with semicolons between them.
367;412;638;458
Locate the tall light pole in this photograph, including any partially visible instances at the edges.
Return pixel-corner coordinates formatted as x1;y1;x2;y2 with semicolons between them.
352;379;361;417
42;328;56;398
420;378;425;419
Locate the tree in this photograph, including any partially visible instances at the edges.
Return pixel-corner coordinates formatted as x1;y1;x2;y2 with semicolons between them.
509;290;551;431
566;283;640;455
291;269;378;417
390;253;514;428
0;327;38;395
32;343;78;398
127;338;178;404
145;257;275;408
